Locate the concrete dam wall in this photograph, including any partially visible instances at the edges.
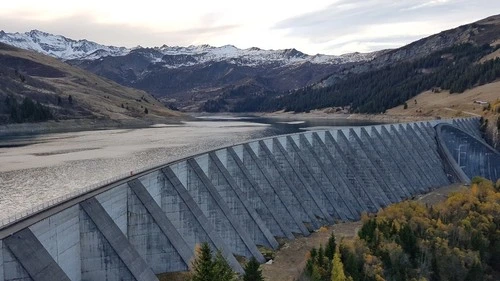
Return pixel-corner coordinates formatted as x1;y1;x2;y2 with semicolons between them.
0;117;485;281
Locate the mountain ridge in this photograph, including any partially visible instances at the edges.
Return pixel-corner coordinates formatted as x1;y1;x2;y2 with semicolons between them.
0;30;384;111
3;14;500;113
0;29;380;67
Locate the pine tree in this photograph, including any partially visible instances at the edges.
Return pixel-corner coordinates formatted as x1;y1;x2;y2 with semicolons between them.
310;247;318;260
213;250;236;281
325;233;337;260
190;242;214;281
317;245;325;268
331;247;347;281
310;265;322;281
243;257;264;281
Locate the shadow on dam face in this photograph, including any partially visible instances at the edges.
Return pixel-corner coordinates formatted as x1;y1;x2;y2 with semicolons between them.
0;117;494;281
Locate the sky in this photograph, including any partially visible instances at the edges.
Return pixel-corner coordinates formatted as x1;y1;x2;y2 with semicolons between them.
1;0;500;55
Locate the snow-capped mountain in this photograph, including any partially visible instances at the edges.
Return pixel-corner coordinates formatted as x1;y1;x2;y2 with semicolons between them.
0;30;377;67
141;44;378;68
0;29;383;111
0;30;129;60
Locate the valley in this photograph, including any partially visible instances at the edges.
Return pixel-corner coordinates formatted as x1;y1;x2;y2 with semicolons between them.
0;8;499;281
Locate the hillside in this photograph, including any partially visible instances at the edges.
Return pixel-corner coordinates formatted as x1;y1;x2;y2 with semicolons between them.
303;178;500;281
67;47;379;111
0;43;182;127
182;15;500;113
0;30;381;112
235;44;500;112
232;14;500;112
318;14;500;87
2;15;500;114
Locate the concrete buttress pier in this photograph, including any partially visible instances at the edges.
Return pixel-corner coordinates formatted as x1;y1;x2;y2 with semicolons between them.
0;117;493;281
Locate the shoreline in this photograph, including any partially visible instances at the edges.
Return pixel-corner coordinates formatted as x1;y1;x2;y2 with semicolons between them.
256;110;437;123
0;116;190;138
0;111;439;138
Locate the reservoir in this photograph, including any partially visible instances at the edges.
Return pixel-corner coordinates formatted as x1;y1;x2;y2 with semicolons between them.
0;116;381;220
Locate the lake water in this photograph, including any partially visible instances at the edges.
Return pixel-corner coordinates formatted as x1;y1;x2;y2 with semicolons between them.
0;116;381;221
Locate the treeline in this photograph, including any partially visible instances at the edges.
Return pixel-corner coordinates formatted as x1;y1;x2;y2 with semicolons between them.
3;95;53;123
304;177;500;281
233;44;500;113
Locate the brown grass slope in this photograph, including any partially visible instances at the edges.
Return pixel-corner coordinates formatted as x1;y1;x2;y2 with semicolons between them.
0;43;182;125
386;80;499;148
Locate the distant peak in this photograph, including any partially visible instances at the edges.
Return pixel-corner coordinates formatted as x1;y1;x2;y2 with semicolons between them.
282;48;306;58
28;29;49;36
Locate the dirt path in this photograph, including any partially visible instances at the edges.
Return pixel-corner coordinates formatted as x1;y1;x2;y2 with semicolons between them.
443;107;481;117
261;184;466;281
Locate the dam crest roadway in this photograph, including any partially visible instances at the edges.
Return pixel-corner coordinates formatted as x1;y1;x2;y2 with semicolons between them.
0;117;496;281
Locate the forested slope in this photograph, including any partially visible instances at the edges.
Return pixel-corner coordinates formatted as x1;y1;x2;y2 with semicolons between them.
233;44;500;114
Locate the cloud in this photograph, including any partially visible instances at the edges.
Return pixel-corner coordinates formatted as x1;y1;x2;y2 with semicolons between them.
155;24;241;38
0;1;499;55
274;0;500;54
0;12;241;48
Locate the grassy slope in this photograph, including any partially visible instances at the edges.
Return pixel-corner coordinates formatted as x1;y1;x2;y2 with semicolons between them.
386;81;499;118
386;80;500;148
0;43;183;125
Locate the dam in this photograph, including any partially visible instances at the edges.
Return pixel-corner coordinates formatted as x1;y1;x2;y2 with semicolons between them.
0;117;495;281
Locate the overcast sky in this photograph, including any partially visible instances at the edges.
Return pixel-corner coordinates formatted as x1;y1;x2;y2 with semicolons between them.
1;0;499;55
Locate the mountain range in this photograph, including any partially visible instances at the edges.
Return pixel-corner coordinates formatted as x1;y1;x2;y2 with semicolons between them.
0;30;381;111
1;14;500;115
0;30;377;65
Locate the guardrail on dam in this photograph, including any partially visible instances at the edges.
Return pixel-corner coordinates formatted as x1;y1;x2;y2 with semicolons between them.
0;117;487;281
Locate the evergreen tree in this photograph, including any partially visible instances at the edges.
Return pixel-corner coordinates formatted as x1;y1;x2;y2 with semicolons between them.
325;233;337;260
310;265;322;281
317;245;325;268
398;224;418;262
213;250;236;281
310;247;318;260
243;257;264;281
331;247;346;281
190;242;214;281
